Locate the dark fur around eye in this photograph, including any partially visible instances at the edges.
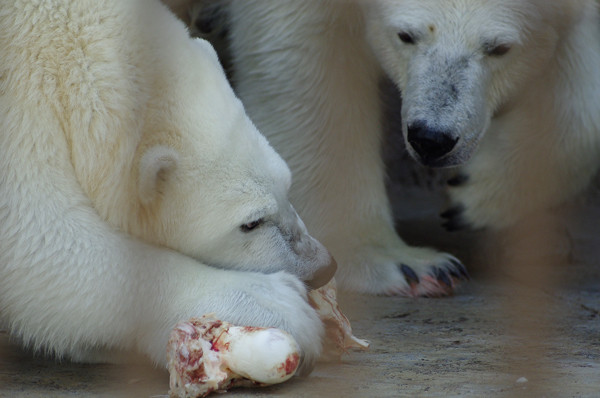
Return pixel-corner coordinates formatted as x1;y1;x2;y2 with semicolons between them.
397;31;416;44
240;219;263;232
486;43;512;56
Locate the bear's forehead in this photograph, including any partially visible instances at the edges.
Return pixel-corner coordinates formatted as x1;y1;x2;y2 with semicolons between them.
375;0;536;34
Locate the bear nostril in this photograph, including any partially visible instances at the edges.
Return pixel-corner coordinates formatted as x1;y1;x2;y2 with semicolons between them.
407;121;458;164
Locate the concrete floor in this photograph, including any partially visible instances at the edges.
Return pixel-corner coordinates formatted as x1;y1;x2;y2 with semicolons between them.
2;183;599;397
1;277;599;398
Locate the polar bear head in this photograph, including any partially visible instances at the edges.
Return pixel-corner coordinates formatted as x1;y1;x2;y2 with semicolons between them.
363;0;580;167
61;2;335;288
134;38;336;288
75;19;334;289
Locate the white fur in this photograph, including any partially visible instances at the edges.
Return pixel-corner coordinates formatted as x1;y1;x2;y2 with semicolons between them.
183;0;600;294
138;146;179;204
0;0;334;373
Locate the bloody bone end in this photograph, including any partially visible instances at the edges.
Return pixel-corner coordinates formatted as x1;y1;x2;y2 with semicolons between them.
167;316;300;398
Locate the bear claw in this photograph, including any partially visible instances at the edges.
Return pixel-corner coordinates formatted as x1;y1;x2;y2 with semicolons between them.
450;258;470;280
446;174;469;186
440;205;464;219
400;264;420;285
444;264;462;280
441;205;470;231
433;267;453;287
396;259;469;297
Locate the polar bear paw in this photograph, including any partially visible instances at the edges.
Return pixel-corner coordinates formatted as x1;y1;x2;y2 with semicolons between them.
335;246;469;297
395;259;469;297
388;250;469;297
442;172;517;230
222;272;324;376
441;173;471;230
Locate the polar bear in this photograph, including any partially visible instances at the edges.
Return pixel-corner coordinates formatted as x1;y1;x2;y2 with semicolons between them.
363;0;600;231
0;0;337;373
177;0;600;295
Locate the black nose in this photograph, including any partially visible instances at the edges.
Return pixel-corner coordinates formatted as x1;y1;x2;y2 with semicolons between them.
407;121;458;163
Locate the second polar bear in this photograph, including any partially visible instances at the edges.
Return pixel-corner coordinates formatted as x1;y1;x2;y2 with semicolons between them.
0;0;336;373
177;0;600;295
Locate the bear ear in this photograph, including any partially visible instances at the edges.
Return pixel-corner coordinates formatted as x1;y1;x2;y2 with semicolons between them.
138;145;179;204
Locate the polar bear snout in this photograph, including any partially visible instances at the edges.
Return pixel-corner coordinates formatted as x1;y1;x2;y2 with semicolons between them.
290;228;337;289
407;120;459;166
306;255;337;290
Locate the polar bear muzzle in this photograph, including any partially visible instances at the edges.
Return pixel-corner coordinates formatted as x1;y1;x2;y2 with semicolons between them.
305;256;337;290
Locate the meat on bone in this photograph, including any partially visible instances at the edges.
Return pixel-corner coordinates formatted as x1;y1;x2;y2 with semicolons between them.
167;279;368;397
167;316;300;398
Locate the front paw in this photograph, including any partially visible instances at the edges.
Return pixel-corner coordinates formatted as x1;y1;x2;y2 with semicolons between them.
335;245;469;298
440;204;471;231
395;256;470;298
442;171;507;231
441;173;472;231
228;272;324;376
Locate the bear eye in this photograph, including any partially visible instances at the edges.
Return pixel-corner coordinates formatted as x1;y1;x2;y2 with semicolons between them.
397;31;416;45
486;43;511;57
240;219;263;233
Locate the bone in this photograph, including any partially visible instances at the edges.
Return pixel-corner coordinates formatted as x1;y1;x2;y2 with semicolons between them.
167;316;300;398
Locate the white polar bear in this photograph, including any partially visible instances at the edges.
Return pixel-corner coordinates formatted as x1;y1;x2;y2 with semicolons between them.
0;0;337;374
364;0;600;231
179;0;600;296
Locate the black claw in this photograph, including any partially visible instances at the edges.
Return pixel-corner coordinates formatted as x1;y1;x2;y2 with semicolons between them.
450;258;470;280
440;204;464;219
400;264;420;285
447;174;469;186
444;263;461;279
440;205;471;231
444;259;470;282
442;217;470;232
435;267;453;287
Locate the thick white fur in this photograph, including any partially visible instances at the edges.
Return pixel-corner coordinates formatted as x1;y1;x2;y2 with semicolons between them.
0;0;330;373
182;0;600;294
